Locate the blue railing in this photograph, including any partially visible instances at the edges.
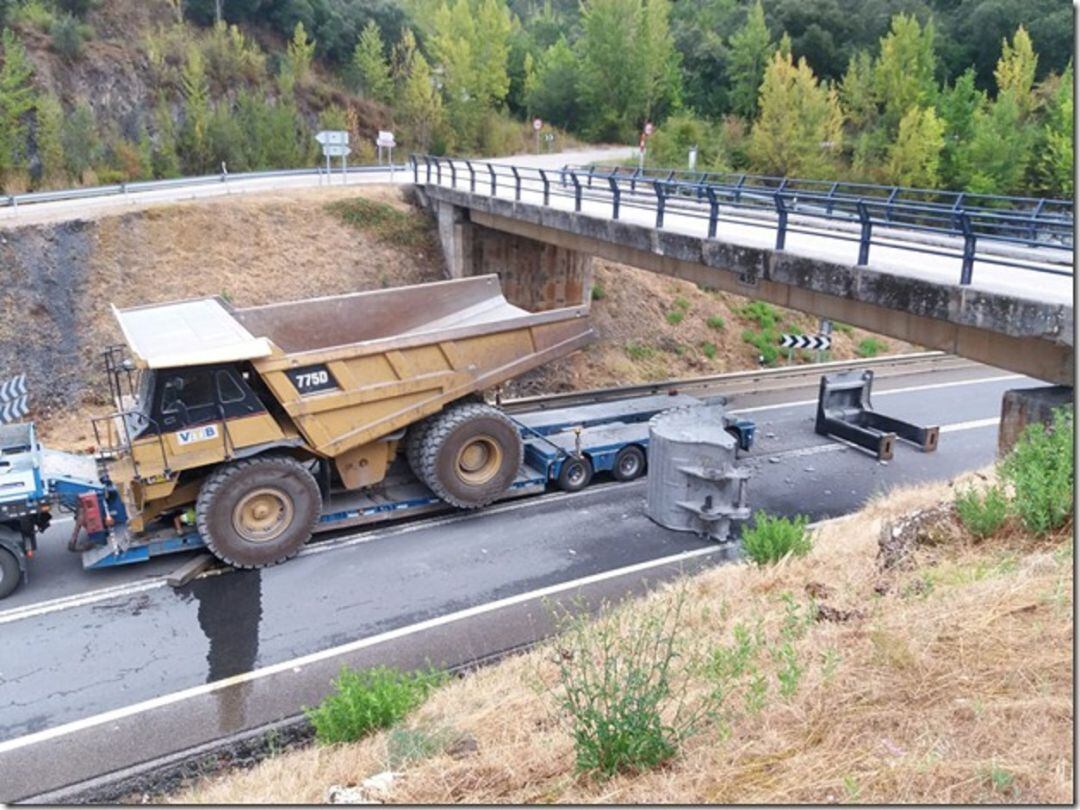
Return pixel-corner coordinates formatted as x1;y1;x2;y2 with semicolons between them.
411;155;1072;286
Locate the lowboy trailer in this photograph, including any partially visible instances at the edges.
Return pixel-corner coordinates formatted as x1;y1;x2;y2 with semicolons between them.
0;392;753;597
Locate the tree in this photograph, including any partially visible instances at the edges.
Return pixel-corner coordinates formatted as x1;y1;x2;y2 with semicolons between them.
473;0;512;107
748;48;844;178
638;0;680;122
839;50;876;130
1037;62;1072;196
34;93;65;187
994;25;1037;116
398;29;444;151
726;0;772;119
670;0;740;118
958;91;1033;195
577;0;642;139
873;13;936;132
284;21;315;85
0;28;34;179
353;20;393;103
936;67;985;189
152;99;181;178
179;44;212;173
884;105;944;187
61;101;100;181
526;35;581;129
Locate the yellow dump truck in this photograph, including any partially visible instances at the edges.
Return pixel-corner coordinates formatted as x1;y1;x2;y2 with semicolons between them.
93;274;593;567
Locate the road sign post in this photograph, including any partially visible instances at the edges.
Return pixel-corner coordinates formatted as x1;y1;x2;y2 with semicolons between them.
376;130;396;180
639;121;654;171
533;118;542;154
315;131;350;184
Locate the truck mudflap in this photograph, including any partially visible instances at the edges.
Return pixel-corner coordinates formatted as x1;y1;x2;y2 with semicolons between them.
814;370;940;461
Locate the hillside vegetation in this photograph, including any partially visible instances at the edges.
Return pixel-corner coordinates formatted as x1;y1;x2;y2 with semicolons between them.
171;413;1073;804
0;0;1069;196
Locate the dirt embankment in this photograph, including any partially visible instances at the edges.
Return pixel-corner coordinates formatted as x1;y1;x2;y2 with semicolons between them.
2;184;910;446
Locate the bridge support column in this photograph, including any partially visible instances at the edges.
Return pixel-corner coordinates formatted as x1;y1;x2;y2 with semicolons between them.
998;385;1073;456
432;199;592;310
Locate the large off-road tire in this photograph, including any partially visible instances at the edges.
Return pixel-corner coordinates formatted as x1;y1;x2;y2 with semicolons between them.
0;546;21;599
195;456;321;568
410;402;523;509
404;416;434;478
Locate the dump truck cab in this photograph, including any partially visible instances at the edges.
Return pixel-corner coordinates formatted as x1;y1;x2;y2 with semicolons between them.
93;275;594;567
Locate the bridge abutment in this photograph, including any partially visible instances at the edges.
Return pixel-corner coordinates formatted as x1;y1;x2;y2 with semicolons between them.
433;199;593;311
998;385;1074;455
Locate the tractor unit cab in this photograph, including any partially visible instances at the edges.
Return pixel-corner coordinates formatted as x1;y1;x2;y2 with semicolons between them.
91;276;594;567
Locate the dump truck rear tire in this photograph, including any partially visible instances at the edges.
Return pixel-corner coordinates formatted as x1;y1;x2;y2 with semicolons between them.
412;402;523;509
196;456;321;568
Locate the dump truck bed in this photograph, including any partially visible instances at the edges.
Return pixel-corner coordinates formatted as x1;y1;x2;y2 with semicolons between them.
112;275;594;463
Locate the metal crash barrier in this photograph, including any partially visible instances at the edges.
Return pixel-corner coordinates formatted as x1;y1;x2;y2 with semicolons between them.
815;370;939;461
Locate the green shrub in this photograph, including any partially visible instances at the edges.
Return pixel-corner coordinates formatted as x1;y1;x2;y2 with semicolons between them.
591;282;606;301
701;341;717;360
955;485;1009;538
553;592;718;778
11;0;55;30
672;296;690;311
742;328;779;366
832;321;854;335
741;511;811;565
305;666;447;745
706;314;725;330
625;341;655;361
856;337;888;358
1000;407;1074;536
739;300;779;330
666;310;685;326
50;13;91;60
385;726;454;768
327;198;432;248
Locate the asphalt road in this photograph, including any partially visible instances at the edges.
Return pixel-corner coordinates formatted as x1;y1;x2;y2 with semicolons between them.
0;362;1028;801
0;148;635;229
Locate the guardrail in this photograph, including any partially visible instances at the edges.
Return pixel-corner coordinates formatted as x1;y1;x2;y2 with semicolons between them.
411;154;1073;286
0;163;408;211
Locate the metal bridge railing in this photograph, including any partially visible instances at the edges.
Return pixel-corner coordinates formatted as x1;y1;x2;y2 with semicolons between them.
0;163;408;212
411;154;1073;287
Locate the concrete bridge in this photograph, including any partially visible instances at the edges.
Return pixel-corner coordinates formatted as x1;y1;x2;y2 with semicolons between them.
414;157;1073;389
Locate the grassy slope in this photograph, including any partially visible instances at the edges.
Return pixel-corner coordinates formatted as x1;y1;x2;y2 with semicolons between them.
170;470;1072;804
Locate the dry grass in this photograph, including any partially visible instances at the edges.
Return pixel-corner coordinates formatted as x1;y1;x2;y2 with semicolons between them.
170;471;1073;804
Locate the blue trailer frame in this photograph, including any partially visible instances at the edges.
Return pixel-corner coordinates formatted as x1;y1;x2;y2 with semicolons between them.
0;392;756;592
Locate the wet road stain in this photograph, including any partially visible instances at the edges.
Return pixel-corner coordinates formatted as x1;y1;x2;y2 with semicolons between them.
182;570;262;734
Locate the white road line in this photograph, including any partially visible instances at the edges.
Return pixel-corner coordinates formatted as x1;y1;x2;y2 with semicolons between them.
939;416;1001;433
0;543;723;755
0;580;168;626
732;374;1022;415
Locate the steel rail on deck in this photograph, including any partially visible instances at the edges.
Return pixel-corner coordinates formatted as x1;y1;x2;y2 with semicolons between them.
0;164;409;211
411;155;1073;286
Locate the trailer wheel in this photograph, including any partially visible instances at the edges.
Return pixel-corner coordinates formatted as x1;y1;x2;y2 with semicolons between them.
0;547;21;599
557;456;593;492
196;456;321;568
413;402;523;509
612;445;646;481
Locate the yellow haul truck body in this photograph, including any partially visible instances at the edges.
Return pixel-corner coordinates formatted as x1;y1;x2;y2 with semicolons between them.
94;275;592;566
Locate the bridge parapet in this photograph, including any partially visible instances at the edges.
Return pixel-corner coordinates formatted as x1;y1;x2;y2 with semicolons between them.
415;157;1073;386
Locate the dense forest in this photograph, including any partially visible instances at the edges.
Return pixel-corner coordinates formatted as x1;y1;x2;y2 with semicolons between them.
0;0;1072;195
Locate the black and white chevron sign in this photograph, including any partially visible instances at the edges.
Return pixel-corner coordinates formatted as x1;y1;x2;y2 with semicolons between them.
0;374;28;424
779;333;831;351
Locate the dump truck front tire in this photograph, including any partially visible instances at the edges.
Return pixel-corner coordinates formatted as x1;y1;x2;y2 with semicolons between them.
413;403;523;509
196;456;321;568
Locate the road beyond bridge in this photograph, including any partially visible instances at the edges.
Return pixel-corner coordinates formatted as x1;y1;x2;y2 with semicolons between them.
415;157;1073;387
